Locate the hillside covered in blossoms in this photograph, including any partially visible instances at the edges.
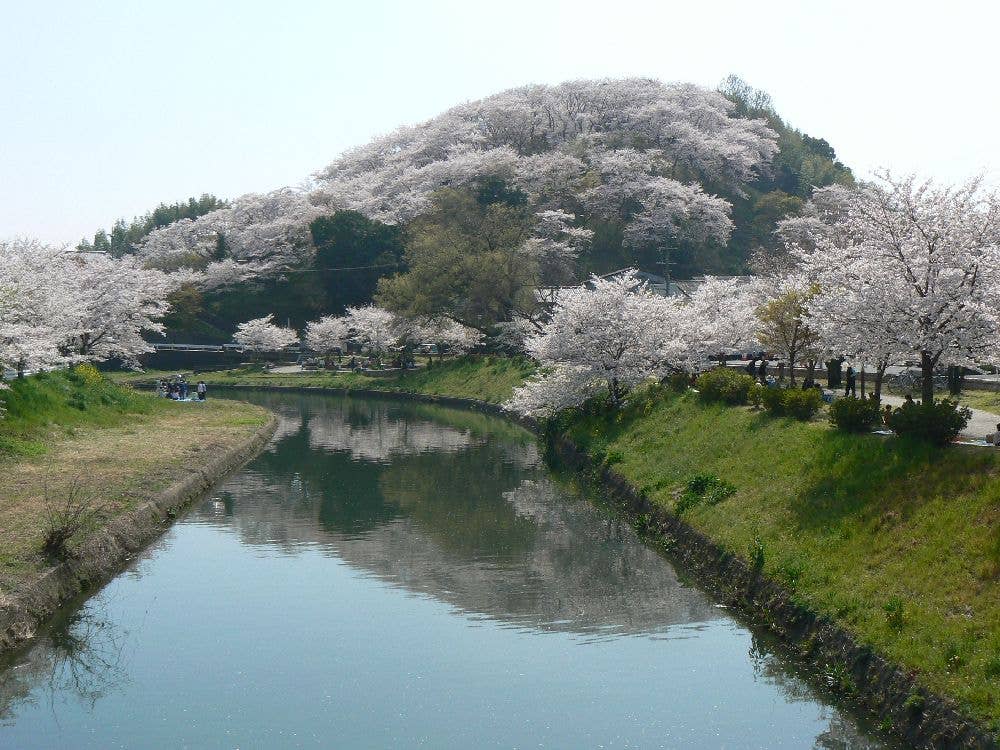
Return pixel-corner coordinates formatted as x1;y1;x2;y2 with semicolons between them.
103;77;851;341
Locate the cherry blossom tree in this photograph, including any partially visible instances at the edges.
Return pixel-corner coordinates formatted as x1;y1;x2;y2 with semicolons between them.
63;253;175;368
673;276;758;370
791;174;1000;403
345;305;397;364
137;188;324;286
411;317;484;358
0;239;79;375
131;78;779;297
506;271;680;417
805;284;908;402
233;314;299;356
520;210;593;286
305;315;349;366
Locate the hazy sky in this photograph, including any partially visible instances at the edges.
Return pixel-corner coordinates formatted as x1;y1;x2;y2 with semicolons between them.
3;0;997;244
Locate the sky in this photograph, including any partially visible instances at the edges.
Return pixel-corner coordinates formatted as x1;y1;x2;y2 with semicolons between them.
3;0;998;244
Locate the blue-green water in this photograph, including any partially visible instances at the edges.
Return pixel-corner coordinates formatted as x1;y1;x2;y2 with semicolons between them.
0;393;888;748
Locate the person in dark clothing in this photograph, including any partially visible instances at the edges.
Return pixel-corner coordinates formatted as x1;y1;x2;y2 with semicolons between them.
757;359;768;384
844;366;857;397
745;357;757;376
777;362;785;382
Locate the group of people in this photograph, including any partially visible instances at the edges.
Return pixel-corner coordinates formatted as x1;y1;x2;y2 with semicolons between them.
743;358;789;386
156;375;208;401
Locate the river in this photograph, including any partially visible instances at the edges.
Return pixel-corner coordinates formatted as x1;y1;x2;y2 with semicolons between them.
0;391;890;748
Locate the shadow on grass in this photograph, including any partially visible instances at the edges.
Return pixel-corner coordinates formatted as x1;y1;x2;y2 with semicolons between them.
792;430;999;530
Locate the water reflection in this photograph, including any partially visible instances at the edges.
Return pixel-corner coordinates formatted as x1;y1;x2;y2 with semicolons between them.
207;394;720;635
0;392;891;748
0;604;128;724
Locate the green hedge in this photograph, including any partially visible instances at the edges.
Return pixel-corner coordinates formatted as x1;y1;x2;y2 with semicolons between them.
829;395;882;432
886;399;971;445
696;368;756;405
761;387;823;420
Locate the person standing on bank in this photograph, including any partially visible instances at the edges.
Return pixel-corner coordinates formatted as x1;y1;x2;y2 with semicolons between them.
844;366;857;397
197;381;207;401
757;358;768;384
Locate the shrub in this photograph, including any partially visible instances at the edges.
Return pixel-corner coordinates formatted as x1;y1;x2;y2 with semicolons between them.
675;473;736;513
667;371;690;392
42;480;108;559
886;398;971;445
69;363;104;388
829;395;881;432
696;368;756;404
748;382;765;408
761;387;822;420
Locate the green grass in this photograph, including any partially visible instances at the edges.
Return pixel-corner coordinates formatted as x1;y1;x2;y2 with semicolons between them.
116;355;536;404
959;390;1000;416
556;385;1000;732
0;365;160;459
0;366;269;581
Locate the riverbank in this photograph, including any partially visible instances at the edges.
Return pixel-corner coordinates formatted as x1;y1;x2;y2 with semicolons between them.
0;367;276;653
115;356;535;405
550;385;1000;746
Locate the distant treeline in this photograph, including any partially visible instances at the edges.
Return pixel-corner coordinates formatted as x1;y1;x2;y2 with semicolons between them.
77;194;227;257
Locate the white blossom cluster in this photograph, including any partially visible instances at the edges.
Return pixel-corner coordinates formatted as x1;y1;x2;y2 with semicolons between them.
508;172;1000;416
302;306;483;361
0;239;179;377
135;79;779;289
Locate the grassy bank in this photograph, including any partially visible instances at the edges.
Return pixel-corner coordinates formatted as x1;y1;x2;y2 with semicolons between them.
117;355;535;404
0;366;270;589
553;385;1000;733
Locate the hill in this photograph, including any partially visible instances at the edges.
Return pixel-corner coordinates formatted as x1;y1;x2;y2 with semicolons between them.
120;77;851;343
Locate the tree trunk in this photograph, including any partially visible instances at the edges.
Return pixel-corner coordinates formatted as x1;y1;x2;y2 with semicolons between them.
920;351;935;404
860;366;866;398
16;358;25;379
874;364;886;404
804;360;816;388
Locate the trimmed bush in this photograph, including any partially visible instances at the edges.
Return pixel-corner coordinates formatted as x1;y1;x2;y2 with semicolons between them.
696;368;756;404
829;395;882;432
886;398;971;445
762;386;823;420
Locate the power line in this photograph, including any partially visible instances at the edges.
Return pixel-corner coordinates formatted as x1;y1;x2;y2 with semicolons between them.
277;263;401;273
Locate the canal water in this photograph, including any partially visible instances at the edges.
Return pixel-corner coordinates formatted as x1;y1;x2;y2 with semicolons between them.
0;392;889;748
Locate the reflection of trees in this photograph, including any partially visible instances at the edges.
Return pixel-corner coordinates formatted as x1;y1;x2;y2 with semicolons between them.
0;602;128;723
205;394;723;634
202;393;890;746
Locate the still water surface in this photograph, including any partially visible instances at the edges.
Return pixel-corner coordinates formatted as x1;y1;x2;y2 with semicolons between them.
0;392;889;748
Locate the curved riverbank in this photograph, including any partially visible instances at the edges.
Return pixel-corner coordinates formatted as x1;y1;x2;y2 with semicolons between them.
203;379;996;748
0;404;277;655
548;436;994;749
